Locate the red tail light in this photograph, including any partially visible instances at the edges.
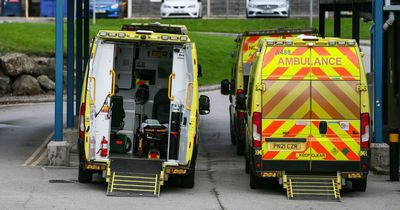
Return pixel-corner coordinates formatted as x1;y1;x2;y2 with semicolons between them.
236;89;245;95
252;112;262;148
361;113;370;148
79;103;86;139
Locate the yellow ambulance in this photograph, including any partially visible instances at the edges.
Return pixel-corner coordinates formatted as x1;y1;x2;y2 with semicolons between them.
221;29;317;156
245;35;370;200
77;23;210;197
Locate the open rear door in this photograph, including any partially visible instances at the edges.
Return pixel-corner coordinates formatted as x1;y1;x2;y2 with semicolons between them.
310;46;361;171
261;46;312;171
168;44;194;165
87;41;115;160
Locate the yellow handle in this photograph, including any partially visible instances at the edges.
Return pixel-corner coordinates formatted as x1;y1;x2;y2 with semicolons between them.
185;82;193;110
168;73;175;101
109;69;116;96
89;76;96;104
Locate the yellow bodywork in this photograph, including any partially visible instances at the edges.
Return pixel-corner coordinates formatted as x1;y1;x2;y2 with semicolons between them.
247;37;370;165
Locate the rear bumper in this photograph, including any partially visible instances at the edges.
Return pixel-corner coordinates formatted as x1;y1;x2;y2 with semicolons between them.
262;160;367;173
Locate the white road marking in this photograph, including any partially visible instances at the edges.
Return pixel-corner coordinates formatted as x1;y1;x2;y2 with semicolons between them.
23;131;54;166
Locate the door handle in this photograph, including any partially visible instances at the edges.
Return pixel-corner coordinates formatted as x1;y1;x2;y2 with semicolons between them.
319;121;327;134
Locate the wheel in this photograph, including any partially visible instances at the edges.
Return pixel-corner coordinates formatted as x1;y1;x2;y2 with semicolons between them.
230;118;236;144
245;156;250;174
78;165;93;183
352;178;367;192
250;172;263;189
181;171;195;188
236;132;245;156
77;138;92;183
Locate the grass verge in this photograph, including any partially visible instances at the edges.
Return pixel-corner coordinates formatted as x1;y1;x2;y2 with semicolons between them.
0;18;371;85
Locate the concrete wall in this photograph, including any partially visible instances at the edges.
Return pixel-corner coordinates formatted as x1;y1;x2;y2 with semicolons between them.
130;0;319;18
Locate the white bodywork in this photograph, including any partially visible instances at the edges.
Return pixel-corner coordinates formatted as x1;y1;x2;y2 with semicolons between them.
246;0;289;17
88;41;115;160
170;44;194;163
161;0;202;18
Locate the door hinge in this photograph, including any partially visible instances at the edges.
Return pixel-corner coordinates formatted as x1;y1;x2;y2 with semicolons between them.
256;83;266;91
357;84;368;92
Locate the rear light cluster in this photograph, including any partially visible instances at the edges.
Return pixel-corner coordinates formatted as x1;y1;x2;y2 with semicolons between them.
79;103;86;139
361;113;370;149
252;112;262;148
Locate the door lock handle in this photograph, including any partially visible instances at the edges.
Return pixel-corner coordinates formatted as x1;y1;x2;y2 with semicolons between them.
319;121;328;134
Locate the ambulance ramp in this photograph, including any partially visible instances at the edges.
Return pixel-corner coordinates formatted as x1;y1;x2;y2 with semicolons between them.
107;158;164;197
284;174;341;201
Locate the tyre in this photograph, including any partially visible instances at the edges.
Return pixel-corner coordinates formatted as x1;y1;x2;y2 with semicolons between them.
181;171;195;188
245;157;250;174
236;138;245;156
230;119;236;144
352;178;367;192
78;166;93;183
250;172;263;189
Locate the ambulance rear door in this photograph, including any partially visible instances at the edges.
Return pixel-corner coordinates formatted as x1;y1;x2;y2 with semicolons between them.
309;44;361;171
261;44;312;172
87;40;115;161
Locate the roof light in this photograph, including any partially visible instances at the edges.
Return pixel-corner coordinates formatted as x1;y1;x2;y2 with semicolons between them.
108;32;117;37
161;35;169;40
99;31;107;36
140;35;146;40
267;40;274;45
136;30;153;35
118;32;126;38
307;42;314;46
170;36;178;41
150;35;158;39
275;41;284;45
338;41;346;45
298;34;318;41
348;41;355;46
285;40;293;45
180;36;187;41
328;40;336;46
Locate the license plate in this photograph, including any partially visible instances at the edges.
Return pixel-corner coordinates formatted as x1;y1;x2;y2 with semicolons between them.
268;142;304;151
96;10;106;13
173;10;183;13
262;10;273;14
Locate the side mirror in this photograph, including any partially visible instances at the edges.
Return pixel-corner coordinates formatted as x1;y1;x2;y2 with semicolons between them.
236;93;246;110
220;79;230;95
199;95;210;115
198;64;203;77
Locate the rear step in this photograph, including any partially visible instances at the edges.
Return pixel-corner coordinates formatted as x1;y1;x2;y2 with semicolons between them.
106;158;164;197
284;173;341;201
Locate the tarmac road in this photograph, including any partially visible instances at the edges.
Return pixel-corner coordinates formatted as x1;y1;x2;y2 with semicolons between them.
1;91;399;210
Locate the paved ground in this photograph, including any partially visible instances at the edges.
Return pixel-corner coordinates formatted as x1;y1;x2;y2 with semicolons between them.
1;91;399;210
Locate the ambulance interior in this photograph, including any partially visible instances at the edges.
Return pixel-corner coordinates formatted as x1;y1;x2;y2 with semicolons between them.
88;40;194;164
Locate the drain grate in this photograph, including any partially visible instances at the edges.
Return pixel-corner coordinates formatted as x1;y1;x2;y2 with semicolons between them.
49;179;77;183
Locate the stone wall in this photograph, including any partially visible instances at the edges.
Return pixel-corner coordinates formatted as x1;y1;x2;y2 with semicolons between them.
0;53;56;96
